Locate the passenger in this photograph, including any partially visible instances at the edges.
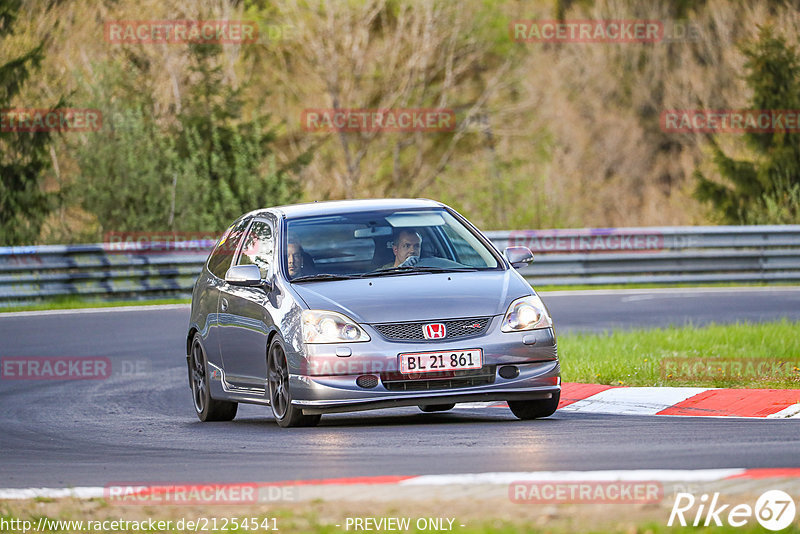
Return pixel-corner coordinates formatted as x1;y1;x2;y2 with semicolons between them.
380;229;422;269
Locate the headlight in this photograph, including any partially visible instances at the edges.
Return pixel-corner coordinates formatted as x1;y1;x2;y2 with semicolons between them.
302;310;370;343
501;295;552;332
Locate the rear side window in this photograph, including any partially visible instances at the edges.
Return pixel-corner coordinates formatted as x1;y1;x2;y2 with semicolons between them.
236;220;274;278
289;222;375;265
207;219;250;278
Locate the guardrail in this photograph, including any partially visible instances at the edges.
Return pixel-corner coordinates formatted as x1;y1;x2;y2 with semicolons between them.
484;225;800;286
1;225;799;306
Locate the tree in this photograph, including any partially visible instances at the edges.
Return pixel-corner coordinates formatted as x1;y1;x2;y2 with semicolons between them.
0;0;59;245
173;44;309;229
72;44;310;237
263;0;515;201
694;26;800;223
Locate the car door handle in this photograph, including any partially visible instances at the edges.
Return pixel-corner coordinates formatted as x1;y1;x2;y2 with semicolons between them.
220;297;229;312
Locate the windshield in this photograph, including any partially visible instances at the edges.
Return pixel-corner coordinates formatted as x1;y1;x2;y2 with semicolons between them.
284;208;501;281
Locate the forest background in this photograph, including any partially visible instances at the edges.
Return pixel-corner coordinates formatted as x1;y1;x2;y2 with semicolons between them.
2;0;799;246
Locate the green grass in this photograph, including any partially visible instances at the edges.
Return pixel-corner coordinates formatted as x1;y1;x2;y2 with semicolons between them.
0;296;190;313
559;319;800;388
3;507;799;534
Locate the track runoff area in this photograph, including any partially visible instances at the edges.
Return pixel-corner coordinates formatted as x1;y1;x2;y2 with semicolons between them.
1;292;799;532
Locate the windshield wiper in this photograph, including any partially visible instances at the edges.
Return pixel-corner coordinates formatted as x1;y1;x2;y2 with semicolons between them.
357;267;429;278
358;266;478;278
412;267;479;273
291;273;357;282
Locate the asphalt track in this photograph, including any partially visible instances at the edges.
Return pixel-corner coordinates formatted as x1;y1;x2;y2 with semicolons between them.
0;288;799;488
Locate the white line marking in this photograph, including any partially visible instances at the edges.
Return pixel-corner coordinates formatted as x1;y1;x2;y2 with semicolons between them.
0;304;190;318
767;404;800;419
0;487;105;499
540;286;800;297
452;402;498;409
400;469;747;485
0;469;752;499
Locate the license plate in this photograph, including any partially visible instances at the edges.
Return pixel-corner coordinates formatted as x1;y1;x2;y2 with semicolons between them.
398;349;483;374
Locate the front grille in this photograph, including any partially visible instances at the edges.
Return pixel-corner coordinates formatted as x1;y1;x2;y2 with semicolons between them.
372;317;491;341
381;366;495;391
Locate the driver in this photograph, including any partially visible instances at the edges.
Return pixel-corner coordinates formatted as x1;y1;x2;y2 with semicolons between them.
380;229;422;269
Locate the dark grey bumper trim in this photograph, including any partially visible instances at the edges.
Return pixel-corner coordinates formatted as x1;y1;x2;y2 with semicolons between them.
298;387;559;415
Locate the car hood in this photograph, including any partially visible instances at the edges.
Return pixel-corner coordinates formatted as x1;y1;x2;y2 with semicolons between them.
290;270;532;323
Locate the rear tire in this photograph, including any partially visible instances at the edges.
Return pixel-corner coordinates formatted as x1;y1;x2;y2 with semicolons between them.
267;338;321;428
508;391;560;420
419;404;456;412
189;334;238;422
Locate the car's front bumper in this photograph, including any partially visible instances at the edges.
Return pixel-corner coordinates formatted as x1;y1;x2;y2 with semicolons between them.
288;320;560;415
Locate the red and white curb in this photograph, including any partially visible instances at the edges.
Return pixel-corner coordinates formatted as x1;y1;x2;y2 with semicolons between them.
460;383;800;418
556;382;800;418
1;469;799;501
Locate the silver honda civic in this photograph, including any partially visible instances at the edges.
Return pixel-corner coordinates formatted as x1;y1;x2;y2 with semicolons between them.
186;199;560;427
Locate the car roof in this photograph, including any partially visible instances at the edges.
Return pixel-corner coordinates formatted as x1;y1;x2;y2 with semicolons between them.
245;198;445;220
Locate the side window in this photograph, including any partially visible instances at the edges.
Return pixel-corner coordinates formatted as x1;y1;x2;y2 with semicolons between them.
207;219;249;278
236;221;274;279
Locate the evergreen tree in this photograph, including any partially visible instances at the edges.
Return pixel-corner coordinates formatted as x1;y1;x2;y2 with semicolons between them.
173;44;310;229
70;60;180;237
0;0;59;244
73;44;310;237
694;26;800;223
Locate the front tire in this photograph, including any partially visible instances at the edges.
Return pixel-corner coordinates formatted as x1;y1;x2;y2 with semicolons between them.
508;391;560;420
267;338;321;428
189;334;237;422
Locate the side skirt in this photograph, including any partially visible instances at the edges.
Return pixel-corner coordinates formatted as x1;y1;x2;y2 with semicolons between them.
207;362;270;406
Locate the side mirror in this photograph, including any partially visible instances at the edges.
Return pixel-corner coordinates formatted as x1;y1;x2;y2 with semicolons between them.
503;246;534;268
224;264;265;287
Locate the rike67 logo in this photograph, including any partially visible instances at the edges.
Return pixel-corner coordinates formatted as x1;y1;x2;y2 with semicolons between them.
669;490;797;531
